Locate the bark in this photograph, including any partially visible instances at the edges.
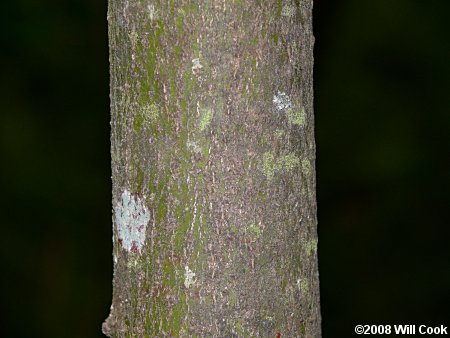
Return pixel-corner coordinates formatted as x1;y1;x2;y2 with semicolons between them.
103;0;320;337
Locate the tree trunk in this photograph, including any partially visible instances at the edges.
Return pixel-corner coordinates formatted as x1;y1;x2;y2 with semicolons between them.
103;0;320;336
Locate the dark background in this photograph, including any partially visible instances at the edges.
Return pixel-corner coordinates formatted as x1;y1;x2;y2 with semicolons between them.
1;0;449;337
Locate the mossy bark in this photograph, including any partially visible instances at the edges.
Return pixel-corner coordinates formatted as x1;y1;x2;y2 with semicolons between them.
103;0;320;337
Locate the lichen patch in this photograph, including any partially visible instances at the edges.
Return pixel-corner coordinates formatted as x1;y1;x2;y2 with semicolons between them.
281;5;296;17
263;151;300;181
305;239;317;256
191;58;203;73
184;266;196;288
147;4;158;21
115;189;150;253
287;107;306;126
301;158;311;177
297;278;309;294
273;91;292;111
198;108;213;131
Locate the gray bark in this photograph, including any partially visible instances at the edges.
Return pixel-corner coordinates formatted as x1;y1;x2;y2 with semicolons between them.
103;0;320;336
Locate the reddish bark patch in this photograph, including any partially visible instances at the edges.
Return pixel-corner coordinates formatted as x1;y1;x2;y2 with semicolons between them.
131;242;138;253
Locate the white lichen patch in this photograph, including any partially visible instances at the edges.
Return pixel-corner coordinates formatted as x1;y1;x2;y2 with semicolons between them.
187;140;202;154
273;91;307;127
273;91;292;111
147;4;158;21
115;189;150;253
191;58;203;72
281;5;296;17
184;266;196;288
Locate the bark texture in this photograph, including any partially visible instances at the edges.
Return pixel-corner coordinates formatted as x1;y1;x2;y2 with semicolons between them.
104;0;320;336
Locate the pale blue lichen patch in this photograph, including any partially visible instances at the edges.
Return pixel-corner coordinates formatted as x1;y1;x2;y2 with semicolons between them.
115;189;150;253
273;91;306;127
273;91;292;111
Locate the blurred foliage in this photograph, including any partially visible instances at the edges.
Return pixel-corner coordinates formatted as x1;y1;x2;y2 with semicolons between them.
0;0;448;337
